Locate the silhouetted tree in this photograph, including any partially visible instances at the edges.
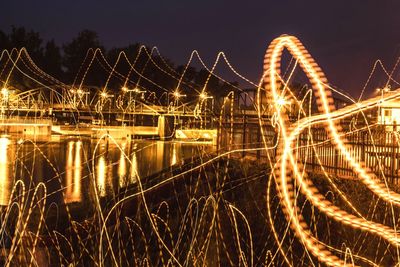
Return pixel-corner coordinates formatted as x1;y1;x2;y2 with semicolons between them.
42;40;63;79
0;26;239;98
176;65;197;83
8;26;44;64
107;43;142;63
142;55;176;96
0;27;45;90
106;43;142;92
0;30;9;51
220;81;238;97
193;69;221;93
63;30;104;85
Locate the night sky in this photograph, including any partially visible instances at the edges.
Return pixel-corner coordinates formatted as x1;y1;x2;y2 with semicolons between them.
2;0;400;97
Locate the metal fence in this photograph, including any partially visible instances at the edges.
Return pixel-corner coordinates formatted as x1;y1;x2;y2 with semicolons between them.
218;114;400;182
298;126;400;182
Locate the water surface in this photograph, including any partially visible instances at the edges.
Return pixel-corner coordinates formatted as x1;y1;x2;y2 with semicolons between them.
0;136;215;209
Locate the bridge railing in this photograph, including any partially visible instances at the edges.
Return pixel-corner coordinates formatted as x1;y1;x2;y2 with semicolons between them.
0;116;53;125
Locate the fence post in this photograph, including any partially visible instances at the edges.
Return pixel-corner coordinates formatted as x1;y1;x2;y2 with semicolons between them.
257;126;261;160
311;129;315;171
392;131;396;183
242;115;246;158
361;131;365;162
334;146;339;177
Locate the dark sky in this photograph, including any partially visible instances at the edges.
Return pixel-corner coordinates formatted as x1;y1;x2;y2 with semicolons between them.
2;0;400;96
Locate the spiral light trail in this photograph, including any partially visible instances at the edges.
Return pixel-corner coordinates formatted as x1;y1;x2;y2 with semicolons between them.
264;34;400;266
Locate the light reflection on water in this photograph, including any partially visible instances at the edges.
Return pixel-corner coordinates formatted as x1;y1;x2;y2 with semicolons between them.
96;153;107;197
129;143;138;187
118;141;127;187
65;141;82;203
0;137;11;206
0;136;214;207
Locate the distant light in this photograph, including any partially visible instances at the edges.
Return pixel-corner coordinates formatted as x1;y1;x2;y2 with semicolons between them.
200;92;213;99
173;90;186;99
377;87;391;95
101;92;108;98
77;89;83;95
174;91;181;98
276;97;289;106
122;87;144;94
1;88;9;98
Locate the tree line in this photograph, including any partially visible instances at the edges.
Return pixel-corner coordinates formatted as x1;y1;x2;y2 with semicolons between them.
0;26;238;99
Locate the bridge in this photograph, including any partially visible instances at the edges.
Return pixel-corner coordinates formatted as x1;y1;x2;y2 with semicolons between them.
0;83;217;141
0;47;220;141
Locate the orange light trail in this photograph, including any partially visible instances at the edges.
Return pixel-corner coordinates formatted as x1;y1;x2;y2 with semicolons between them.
263;34;400;266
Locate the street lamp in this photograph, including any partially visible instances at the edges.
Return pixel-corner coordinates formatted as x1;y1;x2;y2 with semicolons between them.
100;92;108;98
172;90;186;112
200;92;213;100
199;92;213;104
173;90;186;99
99;91;114;126
199;92;214;128
121;87;145;112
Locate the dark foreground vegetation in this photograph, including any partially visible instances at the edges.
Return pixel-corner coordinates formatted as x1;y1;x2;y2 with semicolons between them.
3;151;398;266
